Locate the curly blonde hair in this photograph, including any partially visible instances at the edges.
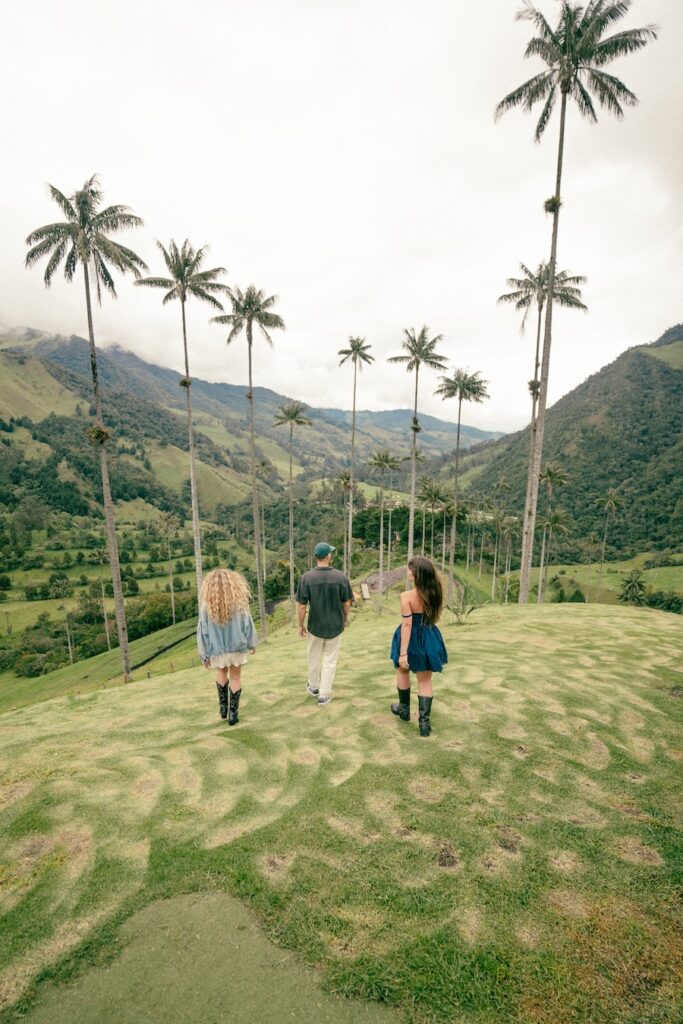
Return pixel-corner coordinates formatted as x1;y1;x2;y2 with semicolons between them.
200;568;251;624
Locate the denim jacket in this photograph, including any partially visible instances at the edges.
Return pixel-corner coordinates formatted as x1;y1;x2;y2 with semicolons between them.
196;606;258;662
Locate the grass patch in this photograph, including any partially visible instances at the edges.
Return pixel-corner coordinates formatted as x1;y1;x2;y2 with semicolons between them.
0;603;681;1022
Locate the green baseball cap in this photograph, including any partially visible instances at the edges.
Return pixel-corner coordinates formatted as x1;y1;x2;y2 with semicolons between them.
314;542;336;559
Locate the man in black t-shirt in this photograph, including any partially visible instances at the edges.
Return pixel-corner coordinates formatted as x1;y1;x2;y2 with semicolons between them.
296;542;353;705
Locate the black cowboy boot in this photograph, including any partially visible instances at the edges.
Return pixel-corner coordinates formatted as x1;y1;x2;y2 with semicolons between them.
216;682;228;720
228;687;241;726
391;687;411;722
418;696;433;737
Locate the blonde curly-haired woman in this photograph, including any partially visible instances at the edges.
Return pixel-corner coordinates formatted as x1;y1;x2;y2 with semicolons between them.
197;568;257;724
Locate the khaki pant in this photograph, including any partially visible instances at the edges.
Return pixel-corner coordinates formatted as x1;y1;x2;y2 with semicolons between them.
307;632;341;697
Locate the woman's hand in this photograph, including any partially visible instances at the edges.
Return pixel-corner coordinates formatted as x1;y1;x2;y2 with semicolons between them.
398;654;409;671
203;658;211;671
249;648;256;655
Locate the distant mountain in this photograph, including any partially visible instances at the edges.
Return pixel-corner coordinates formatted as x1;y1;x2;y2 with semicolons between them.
456;323;683;556
0;329;501;521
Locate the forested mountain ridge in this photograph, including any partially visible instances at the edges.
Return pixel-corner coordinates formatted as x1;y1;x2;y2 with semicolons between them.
0;330;500;455
455;323;683;555
0;329;497;522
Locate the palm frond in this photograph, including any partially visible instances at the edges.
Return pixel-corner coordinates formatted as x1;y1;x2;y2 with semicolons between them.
585;68;637;115
47;184;76;221
188;285;224;310
534;83;558;140
515;2;558;46
495;71;554;120
93;205;144;234
64;244;78;281
93;250;118;303
25;223;75;247
162;288;178;305
42;239;68;286
24;236;60;268
571;76;599;121
134;276;175;291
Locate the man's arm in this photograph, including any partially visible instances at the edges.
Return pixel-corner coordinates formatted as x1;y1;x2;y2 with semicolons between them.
342;599;352;628
296;601;308;637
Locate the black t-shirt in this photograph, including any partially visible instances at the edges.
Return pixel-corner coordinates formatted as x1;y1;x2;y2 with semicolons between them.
296;567;353;639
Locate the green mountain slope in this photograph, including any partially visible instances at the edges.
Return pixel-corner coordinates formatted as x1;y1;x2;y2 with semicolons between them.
458;323;683;555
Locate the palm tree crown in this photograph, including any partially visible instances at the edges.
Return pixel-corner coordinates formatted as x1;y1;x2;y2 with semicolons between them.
274;401;312;431
135;239;228;309
25;174;147;300
389;326;447;378
498;262;586;331
495;1;657;141
435;370;489;408
338;337;374;371
212;285;285;346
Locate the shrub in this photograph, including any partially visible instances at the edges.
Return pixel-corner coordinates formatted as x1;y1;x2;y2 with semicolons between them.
0;574;11;591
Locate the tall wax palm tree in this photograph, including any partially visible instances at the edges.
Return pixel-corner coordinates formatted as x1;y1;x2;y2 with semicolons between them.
212;286;285;639
498;262;585;537
338;337;374;576
389;327;447;572
597;488;623;577
369;450;401;602
274;401;312;621
436;370;489;598
496;0;656;604
537;462;569;602
136;240;229;596
25;175;147;682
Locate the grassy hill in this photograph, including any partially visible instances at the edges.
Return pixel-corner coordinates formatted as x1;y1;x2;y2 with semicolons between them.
454;323;683;558
0;602;681;1023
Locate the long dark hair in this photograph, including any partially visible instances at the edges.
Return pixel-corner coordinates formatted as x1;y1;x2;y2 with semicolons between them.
409;556;443;625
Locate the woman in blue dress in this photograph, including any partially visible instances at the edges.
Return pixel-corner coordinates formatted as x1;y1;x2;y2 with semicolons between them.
390;556;447;737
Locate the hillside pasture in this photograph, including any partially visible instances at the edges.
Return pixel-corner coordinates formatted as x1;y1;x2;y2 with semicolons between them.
0;603;681;1023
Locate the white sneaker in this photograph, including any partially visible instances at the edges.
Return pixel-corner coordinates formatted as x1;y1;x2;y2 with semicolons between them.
318;695;332;705
306;683;319;697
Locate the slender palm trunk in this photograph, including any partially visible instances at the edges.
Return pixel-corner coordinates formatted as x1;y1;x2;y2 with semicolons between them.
98;560;111;650
522;302;544;557
441;508;447;571
537;525;548;603
167;537;176;625
261;504;267;587
387;505;393;573
246;324;267;639
83;265;130;681
430;505;435;558
519;91;568;603
447;396;463;600
478;531;486;579
504;536;512;603
544;528;554;598
600;512;610;577
421;506;426;556
491;527;500;600
288;424;296;624
347;363;357;577
407;369;419;576
180;301;203;598
378;481;385;604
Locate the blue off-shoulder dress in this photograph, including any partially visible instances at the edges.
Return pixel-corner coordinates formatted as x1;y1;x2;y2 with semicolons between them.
390;611;448;672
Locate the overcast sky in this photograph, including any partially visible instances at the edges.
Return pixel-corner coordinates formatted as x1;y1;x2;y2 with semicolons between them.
1;0;680;432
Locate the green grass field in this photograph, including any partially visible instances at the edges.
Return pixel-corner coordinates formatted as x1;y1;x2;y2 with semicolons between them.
1;602;681;1023
0;355;82;422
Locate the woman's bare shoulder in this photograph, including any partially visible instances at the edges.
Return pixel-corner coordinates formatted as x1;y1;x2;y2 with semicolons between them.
400;590;423;612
